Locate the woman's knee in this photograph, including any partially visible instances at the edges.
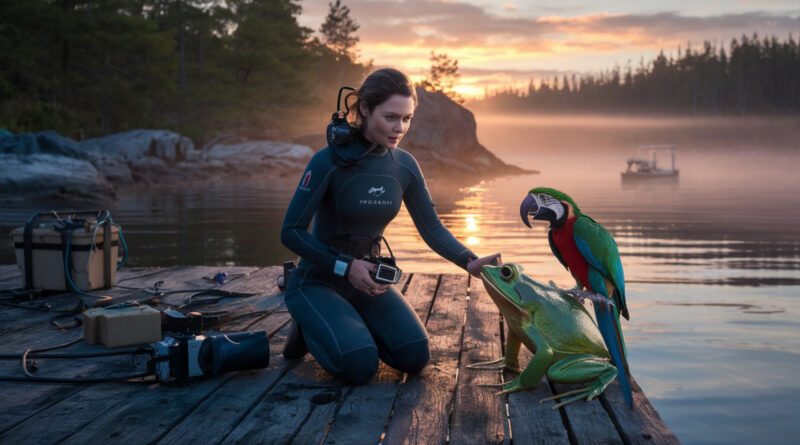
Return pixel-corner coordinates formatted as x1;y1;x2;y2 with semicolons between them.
341;346;379;385
390;338;430;375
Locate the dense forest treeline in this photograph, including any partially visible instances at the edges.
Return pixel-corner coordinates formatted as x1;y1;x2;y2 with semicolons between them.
471;35;800;114
0;0;369;143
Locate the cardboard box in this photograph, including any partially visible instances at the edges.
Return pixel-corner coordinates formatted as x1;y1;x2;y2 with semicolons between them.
83;305;161;348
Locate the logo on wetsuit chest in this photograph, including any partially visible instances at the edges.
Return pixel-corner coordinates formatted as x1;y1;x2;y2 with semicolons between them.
360;185;393;205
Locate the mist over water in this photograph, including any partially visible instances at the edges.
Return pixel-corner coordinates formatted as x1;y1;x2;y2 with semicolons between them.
1;114;798;444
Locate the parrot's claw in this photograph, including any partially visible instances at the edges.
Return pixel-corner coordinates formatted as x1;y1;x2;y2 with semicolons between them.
566;289;615;311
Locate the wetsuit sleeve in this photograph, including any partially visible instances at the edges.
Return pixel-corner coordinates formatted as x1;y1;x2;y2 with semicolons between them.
281;149;350;275
399;152;478;271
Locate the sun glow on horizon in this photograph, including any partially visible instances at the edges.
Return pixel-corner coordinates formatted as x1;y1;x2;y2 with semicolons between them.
299;1;800;100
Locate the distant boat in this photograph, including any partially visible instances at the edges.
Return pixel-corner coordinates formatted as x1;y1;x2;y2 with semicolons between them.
621;145;679;180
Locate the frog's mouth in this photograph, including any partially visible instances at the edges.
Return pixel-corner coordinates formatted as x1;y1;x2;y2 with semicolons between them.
480;266;525;309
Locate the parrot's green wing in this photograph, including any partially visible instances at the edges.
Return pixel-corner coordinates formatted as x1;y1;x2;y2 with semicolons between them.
572;215;628;319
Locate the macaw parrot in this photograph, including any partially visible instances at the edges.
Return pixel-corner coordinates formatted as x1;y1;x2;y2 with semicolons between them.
520;187;633;408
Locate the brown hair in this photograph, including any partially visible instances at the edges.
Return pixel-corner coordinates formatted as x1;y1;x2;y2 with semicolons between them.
348;68;417;127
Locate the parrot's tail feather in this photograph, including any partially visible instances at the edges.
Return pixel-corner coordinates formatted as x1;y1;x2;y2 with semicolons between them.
595;305;634;409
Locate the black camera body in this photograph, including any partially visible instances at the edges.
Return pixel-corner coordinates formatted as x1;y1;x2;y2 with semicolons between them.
326;86;358;147
326;111;356;147
368;255;403;284
152;331;270;383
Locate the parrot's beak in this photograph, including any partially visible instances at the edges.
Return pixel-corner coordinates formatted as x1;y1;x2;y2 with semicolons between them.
519;193;539;228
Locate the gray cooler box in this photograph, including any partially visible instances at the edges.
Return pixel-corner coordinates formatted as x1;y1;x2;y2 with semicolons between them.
11;211;120;291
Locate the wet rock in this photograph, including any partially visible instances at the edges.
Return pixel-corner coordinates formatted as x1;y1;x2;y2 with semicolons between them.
203;140;313;174
80;129;195;164
0;152;113;199
403;88;532;177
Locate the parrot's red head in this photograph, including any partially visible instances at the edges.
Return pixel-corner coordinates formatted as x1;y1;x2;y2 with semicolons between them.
520;187;581;228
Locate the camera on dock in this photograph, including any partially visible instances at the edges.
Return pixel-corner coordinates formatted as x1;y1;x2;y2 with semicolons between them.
151;331;270;383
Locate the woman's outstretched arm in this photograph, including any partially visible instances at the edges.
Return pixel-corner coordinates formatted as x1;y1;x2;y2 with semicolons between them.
397;150;480;270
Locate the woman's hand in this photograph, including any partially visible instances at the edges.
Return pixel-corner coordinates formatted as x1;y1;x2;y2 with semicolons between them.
347;259;391;296
466;253;502;278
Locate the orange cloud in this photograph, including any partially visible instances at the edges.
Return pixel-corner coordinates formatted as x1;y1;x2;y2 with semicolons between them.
298;2;800;98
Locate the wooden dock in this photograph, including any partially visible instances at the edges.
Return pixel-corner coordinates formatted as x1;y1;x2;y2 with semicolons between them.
0;264;680;444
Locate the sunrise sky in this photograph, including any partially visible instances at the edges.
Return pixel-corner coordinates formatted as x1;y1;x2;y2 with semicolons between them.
297;0;800;99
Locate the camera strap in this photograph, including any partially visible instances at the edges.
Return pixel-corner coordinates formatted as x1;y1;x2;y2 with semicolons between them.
373;235;396;263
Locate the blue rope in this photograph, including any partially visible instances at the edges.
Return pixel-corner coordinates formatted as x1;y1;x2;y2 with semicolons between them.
62;209;129;297
63;229;99;298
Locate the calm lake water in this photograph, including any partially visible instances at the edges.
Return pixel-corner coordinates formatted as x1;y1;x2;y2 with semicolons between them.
1;114;799;444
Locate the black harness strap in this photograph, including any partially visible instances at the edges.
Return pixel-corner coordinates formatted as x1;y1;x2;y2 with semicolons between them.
103;219;111;289
23;215;38;290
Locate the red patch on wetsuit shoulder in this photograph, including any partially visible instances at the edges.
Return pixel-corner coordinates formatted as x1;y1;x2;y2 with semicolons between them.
550;216;592;291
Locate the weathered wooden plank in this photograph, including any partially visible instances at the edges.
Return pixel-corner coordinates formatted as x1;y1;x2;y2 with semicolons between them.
506;348;571;445
290;385;354;445
0;330;144;434
0;380;144;444
382;274;469;445
219;355;341;444
316;274;429;444
58;376;237;444
403;273;440;323
601;378;682;445
551;381;623;445
449;278;506;444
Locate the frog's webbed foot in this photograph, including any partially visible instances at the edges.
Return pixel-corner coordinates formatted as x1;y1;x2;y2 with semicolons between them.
477;377;529;396
478;377;519;393
494;378;529;396
539;381;611;409
466;357;522;373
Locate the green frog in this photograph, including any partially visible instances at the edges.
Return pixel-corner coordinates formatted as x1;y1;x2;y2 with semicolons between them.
468;263;619;408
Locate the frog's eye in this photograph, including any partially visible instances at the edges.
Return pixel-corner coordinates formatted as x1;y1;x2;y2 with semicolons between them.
500;265;515;281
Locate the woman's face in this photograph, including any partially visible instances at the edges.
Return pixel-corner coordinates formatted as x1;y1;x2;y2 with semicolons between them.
361;94;415;149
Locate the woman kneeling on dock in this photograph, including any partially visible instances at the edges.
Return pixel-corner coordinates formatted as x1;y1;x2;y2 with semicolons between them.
280;68;499;384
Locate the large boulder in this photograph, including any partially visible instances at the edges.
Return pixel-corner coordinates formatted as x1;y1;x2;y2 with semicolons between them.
0;152;113;200
80;129;196;163
0;130;90;160
204;140;313;175
402;87;530;177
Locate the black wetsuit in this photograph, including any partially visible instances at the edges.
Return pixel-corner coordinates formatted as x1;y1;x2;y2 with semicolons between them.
280;135;476;384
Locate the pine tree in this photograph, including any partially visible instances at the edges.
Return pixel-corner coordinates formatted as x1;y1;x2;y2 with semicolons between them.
319;0;360;62
421;51;463;103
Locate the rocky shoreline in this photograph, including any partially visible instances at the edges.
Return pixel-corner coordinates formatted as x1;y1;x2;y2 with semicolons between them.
0;89;533;202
